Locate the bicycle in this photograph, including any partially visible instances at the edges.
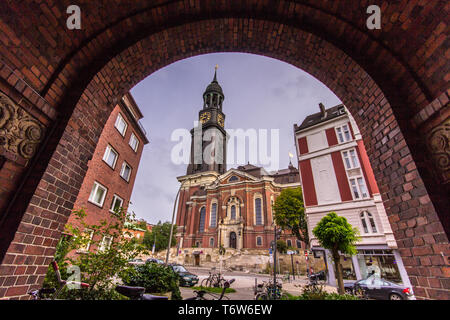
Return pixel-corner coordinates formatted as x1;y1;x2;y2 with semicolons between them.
186;279;235;300
115;285;169;300
201;268;226;288
28;261;90;300
254;279;288;300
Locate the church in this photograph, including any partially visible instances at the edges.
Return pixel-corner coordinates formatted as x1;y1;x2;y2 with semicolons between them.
175;68;303;251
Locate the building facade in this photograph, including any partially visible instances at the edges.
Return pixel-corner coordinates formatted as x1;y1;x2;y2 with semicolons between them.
67;92;148;254
294;103;412;289
175;70;302;251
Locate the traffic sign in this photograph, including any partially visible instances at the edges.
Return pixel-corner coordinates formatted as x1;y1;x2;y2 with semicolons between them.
287;250;295;255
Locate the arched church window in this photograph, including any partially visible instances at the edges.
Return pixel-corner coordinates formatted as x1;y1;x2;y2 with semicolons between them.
199;207;206;233
255;198;262;225
231;205;236;220
210;203;217;227
229;175;238;182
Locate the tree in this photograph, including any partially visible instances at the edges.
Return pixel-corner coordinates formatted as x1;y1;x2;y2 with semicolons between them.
276;240;287;254
312;212;359;295
47;207;148;299
143;221;177;252
273;187;309;247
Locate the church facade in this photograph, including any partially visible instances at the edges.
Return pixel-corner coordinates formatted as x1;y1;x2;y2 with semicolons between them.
175;69;302;250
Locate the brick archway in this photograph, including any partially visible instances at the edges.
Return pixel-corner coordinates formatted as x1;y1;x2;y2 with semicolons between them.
0;1;448;299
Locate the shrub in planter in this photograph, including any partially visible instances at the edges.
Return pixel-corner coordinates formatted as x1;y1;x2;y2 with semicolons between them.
122;263;182;300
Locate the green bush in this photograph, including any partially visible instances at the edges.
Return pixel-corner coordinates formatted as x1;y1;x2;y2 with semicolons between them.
286;284;359;300
190;286;236;294
122;263;182;300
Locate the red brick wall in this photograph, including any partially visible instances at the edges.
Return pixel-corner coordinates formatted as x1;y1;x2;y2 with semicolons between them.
0;1;448;299
66;103;145;253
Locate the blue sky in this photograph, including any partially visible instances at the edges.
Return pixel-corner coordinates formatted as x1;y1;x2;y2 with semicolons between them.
128;53;341;224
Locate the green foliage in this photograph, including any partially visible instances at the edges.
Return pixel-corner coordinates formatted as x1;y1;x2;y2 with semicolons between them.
122;263;182;300
44;208;148;300
312;212;359;295
273;187;309;246
285;286;359;300
134;220;148;230
276;240;288;254
190;286;236;294
312;212;359;256
42;234;72;289
142;221;177;252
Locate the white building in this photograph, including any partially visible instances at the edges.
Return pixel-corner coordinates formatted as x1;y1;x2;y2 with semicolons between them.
293;103;412;288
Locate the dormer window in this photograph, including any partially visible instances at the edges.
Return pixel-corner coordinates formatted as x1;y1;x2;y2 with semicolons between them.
229;175;238;182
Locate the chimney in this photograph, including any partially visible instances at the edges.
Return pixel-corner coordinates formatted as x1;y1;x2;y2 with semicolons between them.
319;102;327;119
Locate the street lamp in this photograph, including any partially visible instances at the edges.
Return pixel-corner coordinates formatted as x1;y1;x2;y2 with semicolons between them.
165;186;181;265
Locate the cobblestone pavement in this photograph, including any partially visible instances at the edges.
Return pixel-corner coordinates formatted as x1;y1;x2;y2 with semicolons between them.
179;266;337;300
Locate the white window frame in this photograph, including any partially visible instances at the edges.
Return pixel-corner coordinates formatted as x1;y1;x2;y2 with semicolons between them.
349;176;369;200
114;113;128;136
82;228;94;251
88;181;107;207
129;133;139;152
335;124;351;143
360;211;378;234
110;194;124;214
256;236;262;246
209;237;214;247
210;202;217;227
102;144;119;169
99;235;113;252
342;149;359;169
120;161;132;182
254;194;264;226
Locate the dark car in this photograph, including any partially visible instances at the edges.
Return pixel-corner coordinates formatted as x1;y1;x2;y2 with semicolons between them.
344;276;415;300
146;258;164;265
169;264;199;287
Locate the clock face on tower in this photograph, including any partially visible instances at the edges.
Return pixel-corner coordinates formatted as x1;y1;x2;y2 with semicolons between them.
199;112;211;123
217;114;224;127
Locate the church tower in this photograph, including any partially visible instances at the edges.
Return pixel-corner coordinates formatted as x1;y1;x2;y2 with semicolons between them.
187;66;227;175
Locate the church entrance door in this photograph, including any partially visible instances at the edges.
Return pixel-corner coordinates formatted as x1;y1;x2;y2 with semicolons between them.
229;232;237;249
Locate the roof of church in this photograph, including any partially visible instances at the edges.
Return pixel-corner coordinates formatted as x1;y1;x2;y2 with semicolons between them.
294;103;346;131
234;162;299;184
204;69;223;95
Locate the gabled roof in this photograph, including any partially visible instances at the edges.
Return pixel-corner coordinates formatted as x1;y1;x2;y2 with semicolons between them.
218;168;259;183
294;103;346;132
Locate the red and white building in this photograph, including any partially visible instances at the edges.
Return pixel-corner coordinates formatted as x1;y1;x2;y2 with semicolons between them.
294;103;412;288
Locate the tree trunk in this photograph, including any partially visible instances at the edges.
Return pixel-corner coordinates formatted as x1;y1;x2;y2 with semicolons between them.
332;250;345;295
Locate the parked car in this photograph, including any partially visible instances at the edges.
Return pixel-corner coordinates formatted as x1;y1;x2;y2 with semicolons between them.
169;264;199;287
146;258;164;265
128;258;145;266
344;276;415;300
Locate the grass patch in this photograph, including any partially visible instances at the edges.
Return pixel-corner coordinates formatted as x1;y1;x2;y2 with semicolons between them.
190;286;236;294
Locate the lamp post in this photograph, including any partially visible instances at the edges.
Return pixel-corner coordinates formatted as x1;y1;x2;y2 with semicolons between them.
165;186;181;265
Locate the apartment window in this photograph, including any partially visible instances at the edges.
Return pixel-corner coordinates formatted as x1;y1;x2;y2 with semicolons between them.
296;240;302;249
199;207;206;233
287;239;292;247
349;177;369;199
342;149;359;169
255;198;263;225
129;133;139;152
99;235;113;251
336;124;351;143
102;145;118;169
360;211;378;234
110;194;123;214
210;203;217;227
88;181;107;207
115;113;128;136
120;162;132;182
82;229;94;251
256;236;262;246
209;237;214;247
